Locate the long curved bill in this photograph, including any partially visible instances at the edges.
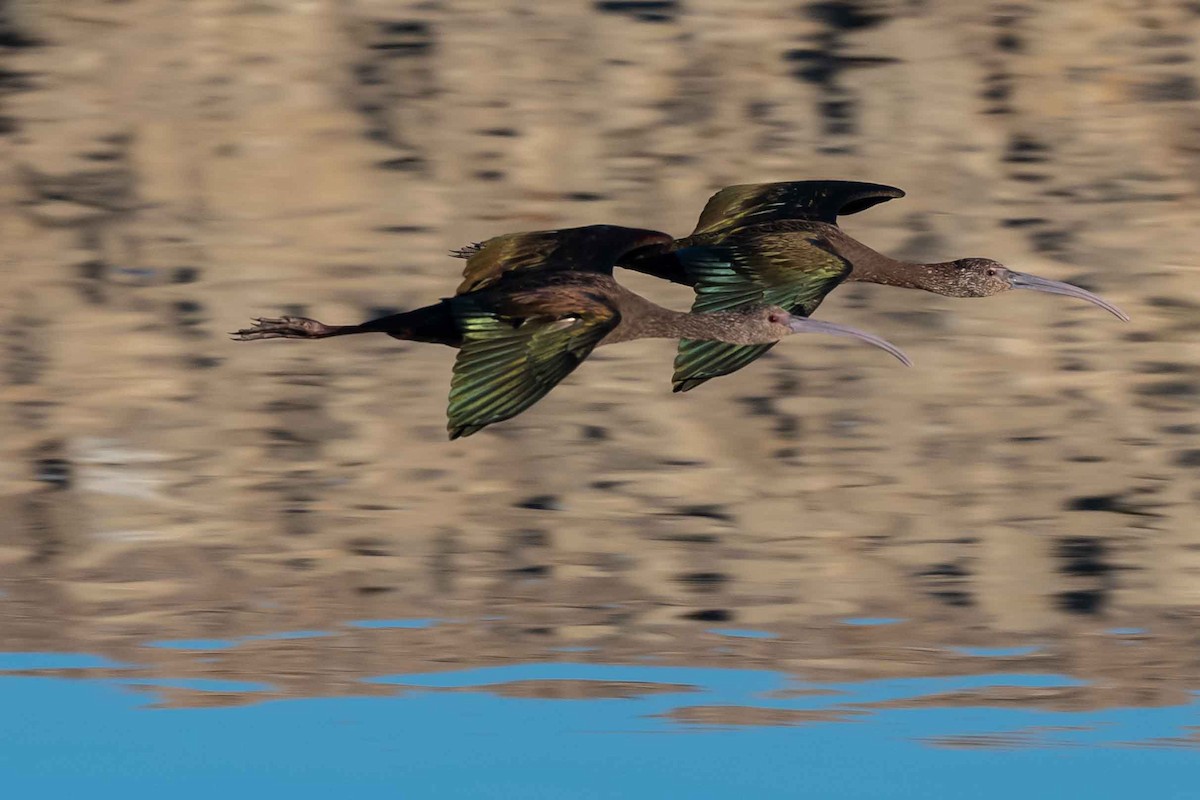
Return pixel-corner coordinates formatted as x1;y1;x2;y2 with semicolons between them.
786;316;913;367
1009;272;1129;321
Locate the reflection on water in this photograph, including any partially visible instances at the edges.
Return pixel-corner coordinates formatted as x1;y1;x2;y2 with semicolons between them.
0;653;124;671
5;411;1200;796
708;628;779;640
2;639;1200;797
346;618;440;630
952;646;1042;658
3;0;1200;794
150;630;332;650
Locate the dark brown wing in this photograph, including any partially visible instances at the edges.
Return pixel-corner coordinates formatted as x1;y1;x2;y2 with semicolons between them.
453;225;673;295
445;274;621;439
691;180;904;237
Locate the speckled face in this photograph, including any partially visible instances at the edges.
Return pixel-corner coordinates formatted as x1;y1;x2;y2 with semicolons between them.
952;258;1130;319
762;305;796;339
699;304;795;345
953;258;1014;297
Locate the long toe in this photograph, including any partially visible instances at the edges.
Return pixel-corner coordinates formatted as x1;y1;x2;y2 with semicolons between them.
231;316;327;341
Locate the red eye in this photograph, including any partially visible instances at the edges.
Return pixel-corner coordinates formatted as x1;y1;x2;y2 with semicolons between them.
768;313;782;323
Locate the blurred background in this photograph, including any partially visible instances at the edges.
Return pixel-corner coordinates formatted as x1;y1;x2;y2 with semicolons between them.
1;0;1198;794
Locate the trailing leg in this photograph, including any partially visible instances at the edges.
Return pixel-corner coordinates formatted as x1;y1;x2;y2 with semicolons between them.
231;316;360;341
232;302;462;346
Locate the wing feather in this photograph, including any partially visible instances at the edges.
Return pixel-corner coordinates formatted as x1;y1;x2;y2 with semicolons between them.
454;225;672;294
671;235;852;391
673;341;778;393
692;180;904;236
446;289;620;438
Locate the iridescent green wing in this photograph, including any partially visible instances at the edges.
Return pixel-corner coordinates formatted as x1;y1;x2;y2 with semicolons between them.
446;287;620;439
691;180;904;237
672;340;780;393
452;226;672;295
672;234;852;392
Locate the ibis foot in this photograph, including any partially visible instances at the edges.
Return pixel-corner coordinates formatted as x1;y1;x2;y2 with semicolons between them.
231;316;341;341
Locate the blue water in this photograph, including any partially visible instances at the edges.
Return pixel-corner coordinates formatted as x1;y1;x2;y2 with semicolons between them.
2;652;1197;798
146;638;240;651
346;618;439;629
0;652;126;670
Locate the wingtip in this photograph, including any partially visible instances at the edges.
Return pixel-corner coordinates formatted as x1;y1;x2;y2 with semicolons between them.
448;423;484;440
862;181;905;199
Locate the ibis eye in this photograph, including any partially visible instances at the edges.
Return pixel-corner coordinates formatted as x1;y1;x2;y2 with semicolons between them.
768;313;782;324
986;268;997;277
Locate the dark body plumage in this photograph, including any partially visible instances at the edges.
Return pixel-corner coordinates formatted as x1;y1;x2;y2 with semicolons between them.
233;224;909;439
613;180;1128;391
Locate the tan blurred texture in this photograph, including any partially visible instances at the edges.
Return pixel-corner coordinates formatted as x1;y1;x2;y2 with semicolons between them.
0;0;1198;721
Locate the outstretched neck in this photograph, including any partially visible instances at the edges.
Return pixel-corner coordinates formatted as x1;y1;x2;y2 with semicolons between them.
830;231;960;293
851;255;962;292
604;291;767;346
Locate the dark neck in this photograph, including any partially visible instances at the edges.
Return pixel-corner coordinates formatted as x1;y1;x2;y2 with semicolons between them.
850;255;961;292
604;291;765;346
618;246;696;287
826;230;960;293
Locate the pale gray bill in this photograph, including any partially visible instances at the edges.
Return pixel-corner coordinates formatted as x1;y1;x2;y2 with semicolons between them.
1009;272;1130;321
786;316;913;367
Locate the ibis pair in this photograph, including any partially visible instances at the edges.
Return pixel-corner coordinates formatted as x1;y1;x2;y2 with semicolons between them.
234;180;1127;438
